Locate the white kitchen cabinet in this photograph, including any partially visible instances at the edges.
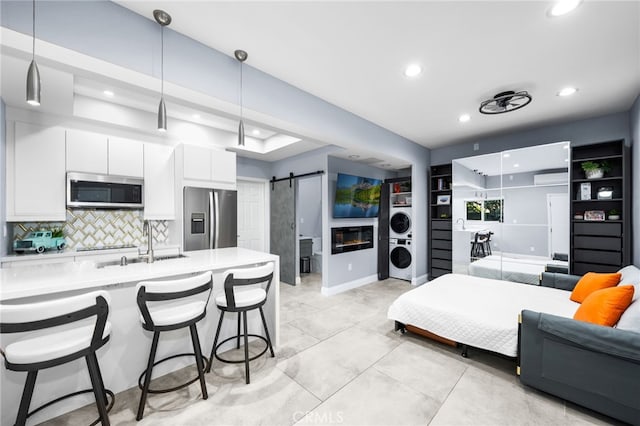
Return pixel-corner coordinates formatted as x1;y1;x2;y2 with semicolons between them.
66;131;143;177
108;137;144;177
66;129;108;174
7;122;66;221
211;149;237;184
181;144;236;186
182;145;212;181
144;143;175;220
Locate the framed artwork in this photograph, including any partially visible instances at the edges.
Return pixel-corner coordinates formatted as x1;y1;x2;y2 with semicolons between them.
584;210;605;221
580;182;591;200
437;195;451;205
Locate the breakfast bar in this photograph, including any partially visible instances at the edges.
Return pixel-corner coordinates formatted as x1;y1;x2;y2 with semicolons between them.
0;247;280;425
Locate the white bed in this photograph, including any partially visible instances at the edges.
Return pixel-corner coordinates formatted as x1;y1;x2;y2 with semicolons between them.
387;273;578;357
468;254;568;285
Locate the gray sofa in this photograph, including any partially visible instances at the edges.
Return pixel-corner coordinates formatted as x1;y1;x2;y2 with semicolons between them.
519;269;640;425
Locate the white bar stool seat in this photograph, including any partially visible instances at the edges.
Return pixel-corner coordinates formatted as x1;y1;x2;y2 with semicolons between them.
207;263;275;384
1;291;113;426
135;271;213;421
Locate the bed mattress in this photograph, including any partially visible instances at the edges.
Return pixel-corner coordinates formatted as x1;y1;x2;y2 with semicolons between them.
468;255;568;285
387;273;578;357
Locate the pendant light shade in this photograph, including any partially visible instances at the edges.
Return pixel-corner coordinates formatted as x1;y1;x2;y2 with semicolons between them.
157;97;167;132
235;49;248;146
154;9;171;132
26;59;41;106
26;0;40;106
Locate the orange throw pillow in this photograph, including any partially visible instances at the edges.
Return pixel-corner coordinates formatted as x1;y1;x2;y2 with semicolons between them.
570;272;621;303
573;285;634;326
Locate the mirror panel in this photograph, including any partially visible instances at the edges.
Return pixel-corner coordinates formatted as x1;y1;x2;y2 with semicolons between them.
452;141;570;284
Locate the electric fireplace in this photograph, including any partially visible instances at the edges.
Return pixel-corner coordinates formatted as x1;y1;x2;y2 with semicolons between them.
331;226;374;254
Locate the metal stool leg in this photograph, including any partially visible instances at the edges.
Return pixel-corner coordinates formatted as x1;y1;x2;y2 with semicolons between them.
243;310;250;384
207;310;225;373
189;324;208;400
236;312;241;349
137;331;160;421
86;353;110;425
16;370;38;426
259;307;275;357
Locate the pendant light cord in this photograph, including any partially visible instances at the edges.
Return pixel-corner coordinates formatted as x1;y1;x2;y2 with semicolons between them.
160;26;164;97
32;0;35;59
239;61;243;121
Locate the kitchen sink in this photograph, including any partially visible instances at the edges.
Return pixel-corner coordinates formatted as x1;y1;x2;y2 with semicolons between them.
96;254;188;268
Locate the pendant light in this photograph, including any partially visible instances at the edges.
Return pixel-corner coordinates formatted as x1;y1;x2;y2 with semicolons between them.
26;0;40;106
153;9;171;132
235;49;248;146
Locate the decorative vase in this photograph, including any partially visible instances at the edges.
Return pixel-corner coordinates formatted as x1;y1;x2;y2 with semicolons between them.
585;169;603;179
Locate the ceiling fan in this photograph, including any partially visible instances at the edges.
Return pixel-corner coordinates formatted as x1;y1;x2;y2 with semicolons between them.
479;90;532;114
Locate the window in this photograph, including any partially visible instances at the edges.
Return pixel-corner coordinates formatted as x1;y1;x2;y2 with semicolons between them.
465;199;503;222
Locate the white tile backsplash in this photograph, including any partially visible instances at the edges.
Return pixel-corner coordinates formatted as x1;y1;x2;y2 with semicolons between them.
12;209;168;250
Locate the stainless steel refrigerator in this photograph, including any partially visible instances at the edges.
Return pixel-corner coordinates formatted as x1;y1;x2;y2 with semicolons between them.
183;187;237;251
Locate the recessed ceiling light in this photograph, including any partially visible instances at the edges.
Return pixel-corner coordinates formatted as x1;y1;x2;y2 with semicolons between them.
513;163;520;168
192;114;201;119
403;64;422;78
103;90;114;97
252;129;261;136
348;154;360;159
557;87;578;97
549;0;581;17
503;153;511;158
458;114;471;123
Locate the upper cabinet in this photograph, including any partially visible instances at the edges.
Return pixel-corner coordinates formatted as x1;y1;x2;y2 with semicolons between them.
144;144;175;220
66;130;143;177
6;122;67;221
108;137;144;178
179;144;236;188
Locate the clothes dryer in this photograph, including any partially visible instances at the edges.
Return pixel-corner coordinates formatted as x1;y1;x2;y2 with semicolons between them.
389;238;412;281
389;207;411;239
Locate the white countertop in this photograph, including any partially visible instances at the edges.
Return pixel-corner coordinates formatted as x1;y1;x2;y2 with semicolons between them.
0;248;278;301
0;244;181;263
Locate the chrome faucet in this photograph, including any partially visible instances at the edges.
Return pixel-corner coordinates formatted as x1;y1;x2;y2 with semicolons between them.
140;220;155;263
456;218;466;230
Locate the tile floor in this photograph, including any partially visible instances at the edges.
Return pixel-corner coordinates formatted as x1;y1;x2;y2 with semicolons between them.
43;273;619;425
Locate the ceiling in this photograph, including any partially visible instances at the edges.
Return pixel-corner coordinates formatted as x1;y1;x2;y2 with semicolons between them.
115;0;640;149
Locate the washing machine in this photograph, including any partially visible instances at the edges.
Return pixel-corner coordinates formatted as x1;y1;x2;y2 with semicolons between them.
389;238;412;281
389;207;412;239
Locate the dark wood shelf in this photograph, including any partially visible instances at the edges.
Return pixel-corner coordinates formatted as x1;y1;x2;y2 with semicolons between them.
570;140;629;274
430;163;453;280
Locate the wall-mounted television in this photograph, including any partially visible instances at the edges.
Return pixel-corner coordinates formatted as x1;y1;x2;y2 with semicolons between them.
333;173;383;218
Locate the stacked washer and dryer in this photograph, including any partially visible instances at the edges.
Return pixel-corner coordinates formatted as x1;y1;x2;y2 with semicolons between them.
389;205;412;281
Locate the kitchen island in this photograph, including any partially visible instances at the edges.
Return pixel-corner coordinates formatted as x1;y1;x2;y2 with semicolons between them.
0;247;279;425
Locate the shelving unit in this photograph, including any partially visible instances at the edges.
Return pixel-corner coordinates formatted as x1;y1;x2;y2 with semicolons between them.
390;180;412;207
570;140;630;275
429;164;452;279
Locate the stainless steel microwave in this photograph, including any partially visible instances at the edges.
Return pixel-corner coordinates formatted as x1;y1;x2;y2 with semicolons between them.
66;172;144;209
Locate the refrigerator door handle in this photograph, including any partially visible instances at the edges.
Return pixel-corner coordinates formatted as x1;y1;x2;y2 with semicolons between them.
214;191;220;249
209;191;215;249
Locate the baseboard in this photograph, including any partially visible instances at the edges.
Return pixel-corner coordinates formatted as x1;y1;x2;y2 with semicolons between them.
412;274;428;286
295;276;301;285
321;274;378;296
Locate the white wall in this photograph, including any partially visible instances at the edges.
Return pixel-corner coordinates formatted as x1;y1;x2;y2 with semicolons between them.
297;176;322;238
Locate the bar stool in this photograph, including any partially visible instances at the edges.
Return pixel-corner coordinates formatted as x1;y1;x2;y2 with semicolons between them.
0;291;113;426
207;263;275;384
135;271;212;421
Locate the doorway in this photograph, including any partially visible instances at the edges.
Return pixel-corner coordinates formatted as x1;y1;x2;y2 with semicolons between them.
296;175;323;286
237;179;269;252
547;193;569;257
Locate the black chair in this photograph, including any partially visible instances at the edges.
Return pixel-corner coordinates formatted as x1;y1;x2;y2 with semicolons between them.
470;230;493;258
207;263;275;384
135;271;212;420
0;291;113;426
